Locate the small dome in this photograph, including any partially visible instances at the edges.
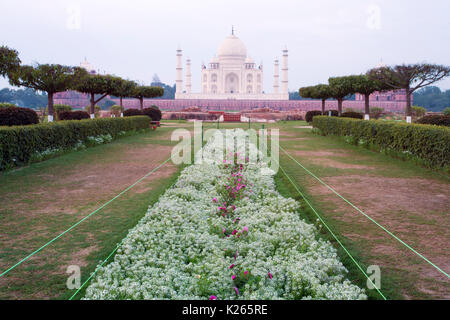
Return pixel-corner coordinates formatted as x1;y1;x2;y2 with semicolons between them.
218;34;247;58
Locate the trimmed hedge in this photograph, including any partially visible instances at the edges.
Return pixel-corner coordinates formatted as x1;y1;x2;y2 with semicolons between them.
143;106;162;121
0;116;150;170
415;115;450;127
341;111;363;119
0;107;39;126
312;116;450;168
305;110;324;123
58;110;90;120
124;108;143;117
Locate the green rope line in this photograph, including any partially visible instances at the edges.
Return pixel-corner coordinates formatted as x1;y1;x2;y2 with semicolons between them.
69;171;181;300
278;164;387;300
280;145;449;279
69;238;124;300
0;157;172;279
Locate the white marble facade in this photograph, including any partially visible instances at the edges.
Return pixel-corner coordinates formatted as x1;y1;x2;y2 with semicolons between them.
175;31;288;100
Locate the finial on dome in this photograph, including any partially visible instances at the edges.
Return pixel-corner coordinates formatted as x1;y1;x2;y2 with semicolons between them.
231;25;234;35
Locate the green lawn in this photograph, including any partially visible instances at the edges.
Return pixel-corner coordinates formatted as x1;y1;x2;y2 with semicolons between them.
0;120;448;300
273;121;449;299
0;124;185;299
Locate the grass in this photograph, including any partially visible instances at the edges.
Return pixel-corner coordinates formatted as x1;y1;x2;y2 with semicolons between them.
273;121;449;299
0;124;185;299
1;119;448;300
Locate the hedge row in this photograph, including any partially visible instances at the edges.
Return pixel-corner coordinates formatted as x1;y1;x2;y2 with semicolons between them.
305;110;361;123
0;116;150;170
312;116;450;168
0;107;39;126
58;110;90;120
416;115;450;127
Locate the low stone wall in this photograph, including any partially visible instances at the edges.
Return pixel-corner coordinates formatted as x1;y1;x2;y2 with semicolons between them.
110;98;406;113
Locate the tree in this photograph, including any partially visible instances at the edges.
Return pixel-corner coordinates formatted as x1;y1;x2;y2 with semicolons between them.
0;46;21;78
8;64;87;121
132;86;164;110
110;79;137;116
367;63;450;120
0;87;47;109
328;76;355;116
74;74;124;118
413;86;450;112
299;84;333;115
347;75;389;119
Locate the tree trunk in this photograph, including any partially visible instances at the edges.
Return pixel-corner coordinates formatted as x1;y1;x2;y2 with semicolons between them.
321;99;325;115
406;90;412;116
90;93;95;119
338;99;343;116
47;92;54;122
406;88;412;123
364;94;370;120
120;97;123;117
139;97;143;111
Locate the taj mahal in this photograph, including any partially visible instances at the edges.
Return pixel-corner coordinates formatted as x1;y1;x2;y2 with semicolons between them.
175;29;289;100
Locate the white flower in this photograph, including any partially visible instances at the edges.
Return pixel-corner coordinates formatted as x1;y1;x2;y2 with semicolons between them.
84;130;366;300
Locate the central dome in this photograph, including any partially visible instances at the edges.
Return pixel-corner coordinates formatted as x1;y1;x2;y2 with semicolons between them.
217;34;247;58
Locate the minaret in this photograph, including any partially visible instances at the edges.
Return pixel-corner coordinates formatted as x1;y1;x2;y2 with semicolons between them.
273;59;279;94
175;47;183;96
186;58;192;94
281;47;288;94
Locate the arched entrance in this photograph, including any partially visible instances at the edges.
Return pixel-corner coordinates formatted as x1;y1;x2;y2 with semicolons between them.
225;73;239;94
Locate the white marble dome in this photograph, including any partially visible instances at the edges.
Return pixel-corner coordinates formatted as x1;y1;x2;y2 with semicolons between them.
217;34;247;58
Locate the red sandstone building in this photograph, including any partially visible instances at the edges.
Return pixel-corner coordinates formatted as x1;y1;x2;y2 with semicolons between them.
355;89;411;103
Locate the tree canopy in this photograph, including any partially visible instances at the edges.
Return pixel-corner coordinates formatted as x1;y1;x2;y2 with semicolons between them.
413;86;450;112
328;76;355;115
348;74;390;116
0;88;47;109
367;63;450;116
0;46;21;78
300;84;333;114
8;64;87;119
132;86;164;110
75;74;125;115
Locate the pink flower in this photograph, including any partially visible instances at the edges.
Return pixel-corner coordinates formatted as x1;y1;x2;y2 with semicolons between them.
232;229;237;235
213;198;217;203
229;264;235;269
222;228;226;234
234;287;239;296
232;275;236;280
244;271;248;276
242;226;249;233
268;272;272;279
209;295;217;300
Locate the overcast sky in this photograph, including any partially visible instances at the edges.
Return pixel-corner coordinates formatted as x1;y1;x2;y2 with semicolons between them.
1;0;449;93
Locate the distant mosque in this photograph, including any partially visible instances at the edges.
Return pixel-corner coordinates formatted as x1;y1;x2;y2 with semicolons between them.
175;28;289;100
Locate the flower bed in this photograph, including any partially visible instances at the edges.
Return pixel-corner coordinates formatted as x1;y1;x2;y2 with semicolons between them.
84;129;366;300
